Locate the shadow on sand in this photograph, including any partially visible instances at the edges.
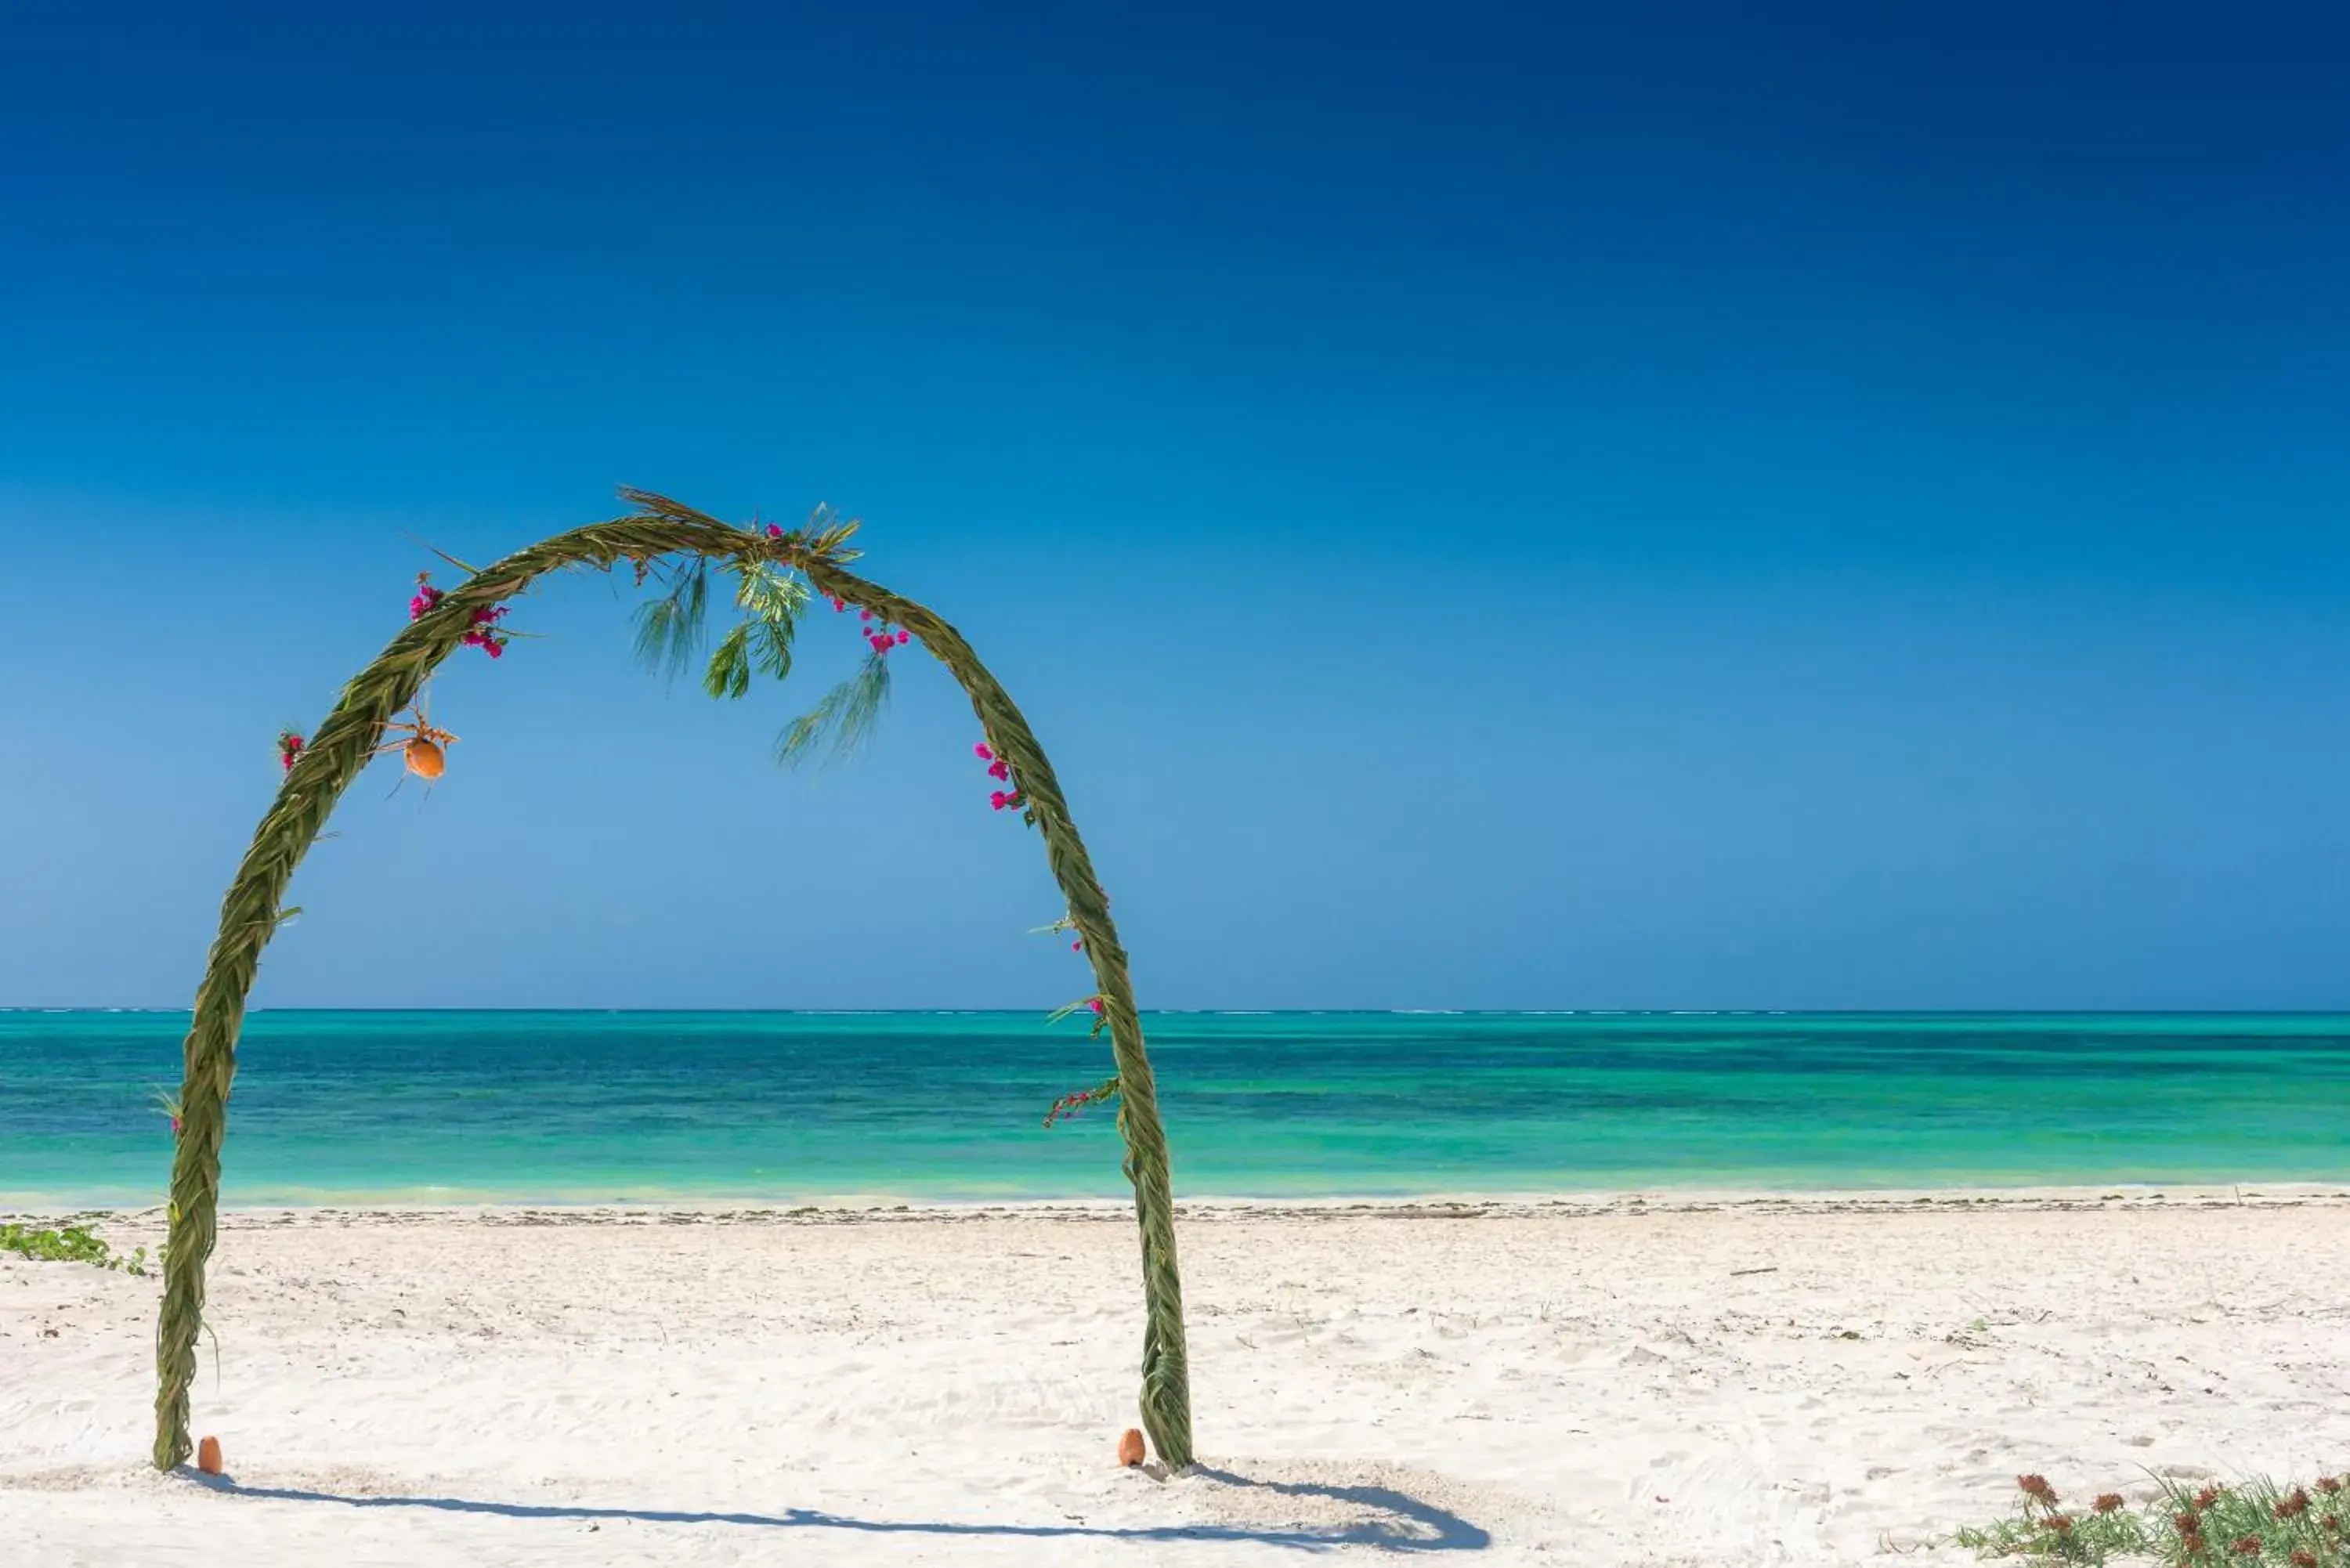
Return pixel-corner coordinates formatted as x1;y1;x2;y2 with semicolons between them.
184;1463;1488;1552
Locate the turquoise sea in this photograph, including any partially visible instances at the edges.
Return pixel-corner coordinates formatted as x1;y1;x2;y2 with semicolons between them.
3;1011;2347;1205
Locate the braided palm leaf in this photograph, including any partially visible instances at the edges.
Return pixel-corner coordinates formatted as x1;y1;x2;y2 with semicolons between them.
153;494;1194;1469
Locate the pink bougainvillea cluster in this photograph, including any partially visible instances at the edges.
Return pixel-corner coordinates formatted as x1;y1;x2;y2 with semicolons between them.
1037;994;1115;1126
974;741;1025;815
461;604;510;657
278;562;520;771
410;573;511;658
832;594;911;655
1043;1076;1119;1129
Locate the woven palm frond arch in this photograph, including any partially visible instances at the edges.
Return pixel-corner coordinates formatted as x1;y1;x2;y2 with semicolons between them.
153;496;1194;1470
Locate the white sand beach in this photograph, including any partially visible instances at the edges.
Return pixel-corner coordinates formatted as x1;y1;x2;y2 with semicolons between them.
5;1190;2348;1566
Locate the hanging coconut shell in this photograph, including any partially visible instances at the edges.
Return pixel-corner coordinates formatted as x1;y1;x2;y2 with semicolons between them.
197;1435;224;1475
1117;1428;1145;1467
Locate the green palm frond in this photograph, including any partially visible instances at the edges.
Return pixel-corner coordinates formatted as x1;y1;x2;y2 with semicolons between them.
703;623;754;700
795;503;862;561
775;651;891;767
631;558;710;683
751;611;796;682
615;487;729;531
616;494;873;746
1047;992;1111;1039
1046;995;1104;1025
732;560;807;685
401;534;486;576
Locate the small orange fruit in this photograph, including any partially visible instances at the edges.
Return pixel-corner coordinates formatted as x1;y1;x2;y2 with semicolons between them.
403;738;446;779
197;1435;223;1475
1117;1428;1145;1467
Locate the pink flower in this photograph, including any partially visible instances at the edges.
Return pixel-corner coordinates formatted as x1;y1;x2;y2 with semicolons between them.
832;598;847;612
1088;999;1104;1016
765;523;783;538
859;609;873;622
485;641;504;659
975;743;993;761
1072;939;1083;952
989;791;1008;810
895;629;910;645
988;760;1009;780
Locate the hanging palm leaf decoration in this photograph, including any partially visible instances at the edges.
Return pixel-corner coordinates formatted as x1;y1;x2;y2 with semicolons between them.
622;496;899;768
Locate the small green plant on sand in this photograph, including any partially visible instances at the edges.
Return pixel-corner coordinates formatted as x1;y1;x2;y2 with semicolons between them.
0;1222;151;1276
1953;1470;2350;1566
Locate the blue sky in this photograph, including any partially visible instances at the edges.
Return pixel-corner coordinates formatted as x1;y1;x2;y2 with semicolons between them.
2;2;2344;1009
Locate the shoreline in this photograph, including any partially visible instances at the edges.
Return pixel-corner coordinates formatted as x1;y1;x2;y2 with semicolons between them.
14;1179;2350;1225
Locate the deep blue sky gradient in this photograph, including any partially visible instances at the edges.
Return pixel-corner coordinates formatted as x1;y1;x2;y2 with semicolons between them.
2;2;2345;1007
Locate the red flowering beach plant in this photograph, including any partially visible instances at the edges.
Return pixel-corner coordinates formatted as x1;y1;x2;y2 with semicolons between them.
1950;1471;2350;1565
